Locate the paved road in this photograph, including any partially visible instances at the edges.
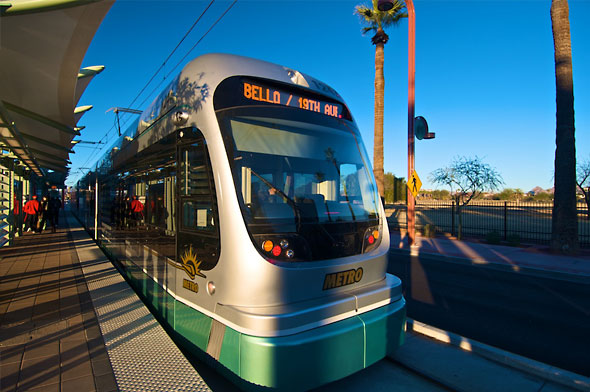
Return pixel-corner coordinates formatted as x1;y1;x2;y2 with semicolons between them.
388;250;590;377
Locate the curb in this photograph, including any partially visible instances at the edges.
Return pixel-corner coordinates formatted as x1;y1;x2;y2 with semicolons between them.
406;318;590;392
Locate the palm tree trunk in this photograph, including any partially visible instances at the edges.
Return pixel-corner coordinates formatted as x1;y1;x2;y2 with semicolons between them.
374;38;385;199
550;0;578;253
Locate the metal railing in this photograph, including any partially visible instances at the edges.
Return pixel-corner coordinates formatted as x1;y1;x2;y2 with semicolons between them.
386;200;590;247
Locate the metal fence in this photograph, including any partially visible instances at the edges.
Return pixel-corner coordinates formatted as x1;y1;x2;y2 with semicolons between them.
386;200;590;248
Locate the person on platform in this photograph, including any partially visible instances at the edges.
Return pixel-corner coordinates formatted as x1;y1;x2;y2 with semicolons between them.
23;195;40;233
48;196;61;233
123;196;132;228
130;195;144;227
37;196;49;233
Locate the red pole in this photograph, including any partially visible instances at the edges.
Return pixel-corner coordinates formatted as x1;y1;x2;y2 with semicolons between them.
407;0;416;246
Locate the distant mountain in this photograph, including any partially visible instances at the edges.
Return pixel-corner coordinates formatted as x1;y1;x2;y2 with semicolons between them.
529;186;554;195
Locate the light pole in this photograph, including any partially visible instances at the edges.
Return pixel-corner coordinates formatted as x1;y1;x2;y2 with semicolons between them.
406;0;416;247
378;0;417;246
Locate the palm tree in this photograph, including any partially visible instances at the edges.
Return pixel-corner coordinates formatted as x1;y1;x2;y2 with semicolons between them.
550;0;578;253
354;0;407;199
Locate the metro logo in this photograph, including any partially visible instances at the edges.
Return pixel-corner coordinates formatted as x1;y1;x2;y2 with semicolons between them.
183;279;199;293
323;268;363;290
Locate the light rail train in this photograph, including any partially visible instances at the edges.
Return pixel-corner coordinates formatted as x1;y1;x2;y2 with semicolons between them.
73;54;406;391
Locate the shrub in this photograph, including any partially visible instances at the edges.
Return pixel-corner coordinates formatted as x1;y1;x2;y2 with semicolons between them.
423;224;437;238
507;234;521;247
486;231;501;245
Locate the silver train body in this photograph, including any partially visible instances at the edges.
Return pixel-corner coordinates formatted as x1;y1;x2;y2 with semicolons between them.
76;54;405;390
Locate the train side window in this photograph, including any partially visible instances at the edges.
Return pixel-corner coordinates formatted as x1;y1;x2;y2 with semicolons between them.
177;128;220;270
179;139;218;233
180;144;211;196
181;200;216;232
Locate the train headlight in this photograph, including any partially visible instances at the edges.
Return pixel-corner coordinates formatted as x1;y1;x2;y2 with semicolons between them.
255;234;311;262
173;111;189;126
262;240;274;252
272;245;282;257
362;226;382;253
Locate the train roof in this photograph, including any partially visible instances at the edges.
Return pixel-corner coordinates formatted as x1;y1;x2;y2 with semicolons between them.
182;53;344;102
80;54;349;182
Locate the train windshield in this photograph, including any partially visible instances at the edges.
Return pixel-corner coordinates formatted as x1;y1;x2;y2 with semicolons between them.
217;105;382;261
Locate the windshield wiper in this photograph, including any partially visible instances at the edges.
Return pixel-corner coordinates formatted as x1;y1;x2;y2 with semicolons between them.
249;168;302;232
248;168;339;245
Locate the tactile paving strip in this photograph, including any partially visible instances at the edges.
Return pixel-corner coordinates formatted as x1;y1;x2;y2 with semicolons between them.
69;219;211;392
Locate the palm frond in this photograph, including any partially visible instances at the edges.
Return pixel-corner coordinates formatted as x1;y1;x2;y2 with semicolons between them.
379;0;408;28
354;0;408;33
361;26;375;35
354;5;375;24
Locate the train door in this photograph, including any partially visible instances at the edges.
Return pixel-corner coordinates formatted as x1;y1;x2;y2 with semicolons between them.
176;128;220;296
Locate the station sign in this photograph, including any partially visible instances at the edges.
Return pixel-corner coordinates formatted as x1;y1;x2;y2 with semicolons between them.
242;81;344;119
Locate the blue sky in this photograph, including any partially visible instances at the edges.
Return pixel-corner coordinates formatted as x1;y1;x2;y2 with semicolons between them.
70;0;590;193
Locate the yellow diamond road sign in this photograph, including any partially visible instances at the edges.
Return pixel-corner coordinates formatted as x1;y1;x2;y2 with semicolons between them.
408;170;422;198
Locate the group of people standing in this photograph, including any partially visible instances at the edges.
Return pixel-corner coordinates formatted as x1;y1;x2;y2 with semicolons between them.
23;195;61;233
112;195;145;229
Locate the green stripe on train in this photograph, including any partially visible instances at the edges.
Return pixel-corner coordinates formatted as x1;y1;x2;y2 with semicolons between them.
119;258;405;389
218;302;405;390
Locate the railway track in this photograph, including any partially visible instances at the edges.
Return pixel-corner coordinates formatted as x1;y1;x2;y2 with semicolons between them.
314;357;453;392
184;351;453;392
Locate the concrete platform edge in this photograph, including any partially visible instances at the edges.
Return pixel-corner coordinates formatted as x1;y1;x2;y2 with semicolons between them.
66;214;211;392
403;318;590;392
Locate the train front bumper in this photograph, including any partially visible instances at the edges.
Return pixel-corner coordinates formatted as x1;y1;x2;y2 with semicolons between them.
218;296;406;391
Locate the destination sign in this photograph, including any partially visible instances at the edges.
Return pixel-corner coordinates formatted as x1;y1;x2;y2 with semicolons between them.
243;82;343;118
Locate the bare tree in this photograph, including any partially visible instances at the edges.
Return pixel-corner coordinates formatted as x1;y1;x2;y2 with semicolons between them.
430;156;503;240
577;157;590;219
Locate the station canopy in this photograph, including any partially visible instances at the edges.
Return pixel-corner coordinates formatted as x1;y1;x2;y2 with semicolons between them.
0;0;114;186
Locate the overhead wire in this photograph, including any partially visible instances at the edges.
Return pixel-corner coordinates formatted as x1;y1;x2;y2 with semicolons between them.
72;115;118;178
84;0;216;148
71;0;234;184
127;0;238;124
74;145;102;149
71;108;122;181
97;0;232;139
125;0;216;111
134;0;238;111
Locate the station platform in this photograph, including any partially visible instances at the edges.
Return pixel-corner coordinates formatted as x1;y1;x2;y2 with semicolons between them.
0;211;211;392
2;210;587;392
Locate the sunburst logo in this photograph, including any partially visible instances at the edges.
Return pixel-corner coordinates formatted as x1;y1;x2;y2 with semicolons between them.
180;245;206;279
